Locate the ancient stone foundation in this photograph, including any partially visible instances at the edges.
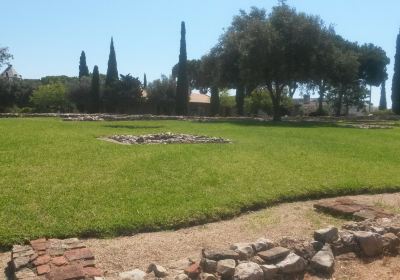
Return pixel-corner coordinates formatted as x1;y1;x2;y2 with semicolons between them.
104;133;231;145
9;199;400;280
11;238;102;280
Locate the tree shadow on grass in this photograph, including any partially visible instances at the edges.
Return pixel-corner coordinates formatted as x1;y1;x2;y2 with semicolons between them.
103;125;164;129
193;120;346;129
193;119;394;129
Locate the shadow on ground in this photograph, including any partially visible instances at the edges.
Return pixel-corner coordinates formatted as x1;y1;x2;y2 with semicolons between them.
193;119;394;129
103;125;164;129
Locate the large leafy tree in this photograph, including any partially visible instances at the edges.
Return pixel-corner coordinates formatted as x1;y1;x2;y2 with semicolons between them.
79;51;90;78
106;37;119;86
214;8;267;115
233;4;323;120
103;74;142;113
175;21;189;115
326;44;361;116
31;83;72;112
392;29;400;114
358;43;389;111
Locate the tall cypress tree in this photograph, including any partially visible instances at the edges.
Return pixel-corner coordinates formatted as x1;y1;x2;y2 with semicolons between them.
379;80;387;110
106;37;119;86
91;65;100;113
175;21;189;115
79;51;89;78
392;29;400;114
143;73;147;88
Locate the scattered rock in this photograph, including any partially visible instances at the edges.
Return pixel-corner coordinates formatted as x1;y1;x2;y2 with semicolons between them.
311;241;323;251
251;238;274;252
275;253;307;274
310;245;335;275
331;231;359;256
147;263;169;278
216;259;236;278
200;258;217;273
175;274;190;280
233;262;263;280
230;243;255;259
353;231;383;257
260;264;279;280
279;237;316;260
314;226;338;243
202;273;217;280
382;232;400;253
203;249;239;261
257;247;290;262
107;133;231;145
184;262;201;279
119;269;147;280
335;252;357;261
248;256;264;265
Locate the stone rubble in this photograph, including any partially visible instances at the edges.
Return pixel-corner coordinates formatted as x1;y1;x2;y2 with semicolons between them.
106;133;231;145
10;198;400;280
10;238;102;280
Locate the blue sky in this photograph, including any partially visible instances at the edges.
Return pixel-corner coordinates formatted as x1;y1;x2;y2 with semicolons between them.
2;0;400;107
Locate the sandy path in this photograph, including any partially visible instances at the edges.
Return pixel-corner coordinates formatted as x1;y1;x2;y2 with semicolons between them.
2;193;400;279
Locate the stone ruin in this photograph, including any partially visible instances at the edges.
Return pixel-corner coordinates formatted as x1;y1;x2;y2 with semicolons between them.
103;133;231;145
9;198;400;280
116;198;400;280
10;238;102;280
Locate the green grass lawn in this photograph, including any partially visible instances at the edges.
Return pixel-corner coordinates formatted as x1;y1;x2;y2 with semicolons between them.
1;117;400;248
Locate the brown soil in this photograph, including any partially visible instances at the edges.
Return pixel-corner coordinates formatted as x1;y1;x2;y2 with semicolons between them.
2;193;400;279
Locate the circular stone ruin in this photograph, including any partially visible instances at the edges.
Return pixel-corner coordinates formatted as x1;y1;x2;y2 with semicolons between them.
103;132;231;144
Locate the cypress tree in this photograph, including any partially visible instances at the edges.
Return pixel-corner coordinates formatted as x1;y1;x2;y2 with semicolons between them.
143;73;147;88
106;37;119;86
175;21;189;115
392;29;400;114
91;65;100;113
79;51;89;78
379;80;387;110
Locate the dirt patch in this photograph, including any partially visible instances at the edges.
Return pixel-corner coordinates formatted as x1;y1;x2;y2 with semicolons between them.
2;193;400;279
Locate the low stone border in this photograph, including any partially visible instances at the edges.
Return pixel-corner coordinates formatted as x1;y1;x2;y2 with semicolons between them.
10;238;102;280
9;199;400;280
115;199;400;280
102;133;231;145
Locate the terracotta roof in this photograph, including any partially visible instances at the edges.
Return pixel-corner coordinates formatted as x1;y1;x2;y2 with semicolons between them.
189;93;210;104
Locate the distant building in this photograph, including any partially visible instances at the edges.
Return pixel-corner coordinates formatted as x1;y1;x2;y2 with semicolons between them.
292;94;367;116
0;65;22;80
188;93;210;116
142;90;211;116
292;95;322;115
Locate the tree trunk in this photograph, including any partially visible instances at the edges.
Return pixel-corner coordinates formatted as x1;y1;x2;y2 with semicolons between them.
336;91;343;117
318;84;325;114
210;86;220;116
268;83;282;121
289;82;298;98
236;85;245;116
